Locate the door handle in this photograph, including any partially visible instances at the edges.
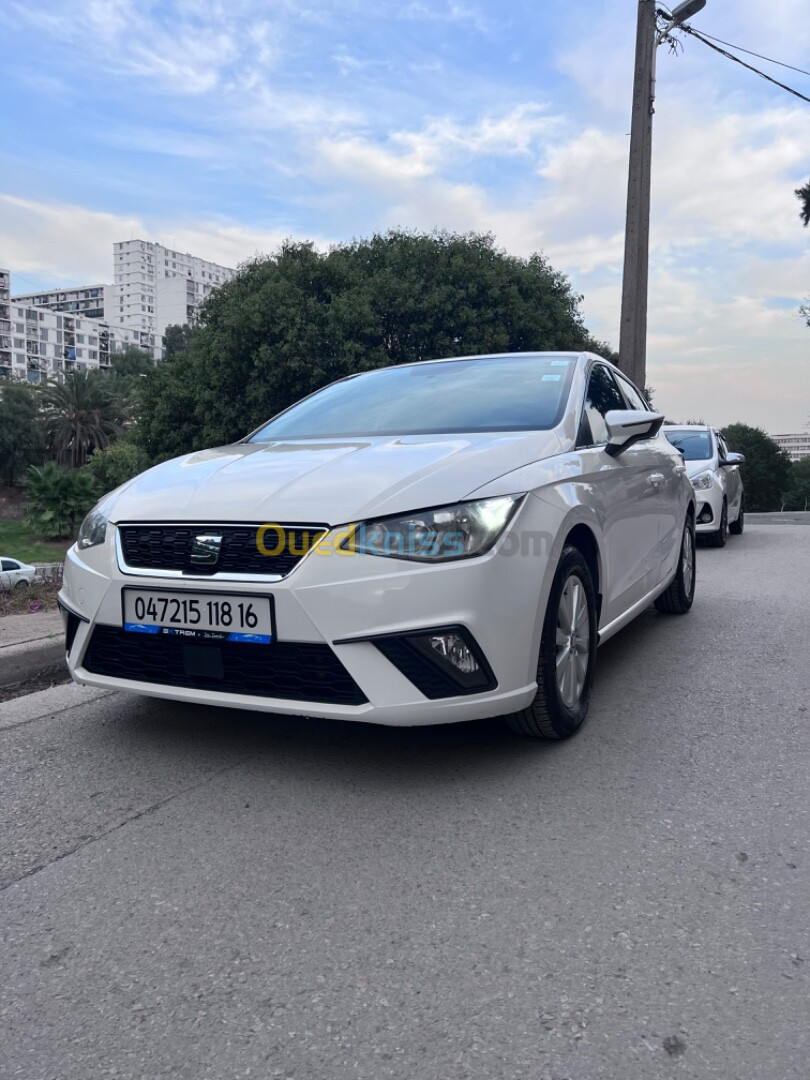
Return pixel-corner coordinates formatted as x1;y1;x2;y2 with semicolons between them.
647;473;665;487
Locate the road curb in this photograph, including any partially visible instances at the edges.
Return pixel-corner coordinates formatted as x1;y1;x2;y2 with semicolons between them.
0;635;67;691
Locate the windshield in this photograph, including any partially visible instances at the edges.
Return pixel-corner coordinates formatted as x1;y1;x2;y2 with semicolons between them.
664;429;713;461
249;355;577;440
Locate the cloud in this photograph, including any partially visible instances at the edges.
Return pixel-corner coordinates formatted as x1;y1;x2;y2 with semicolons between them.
0;194;315;286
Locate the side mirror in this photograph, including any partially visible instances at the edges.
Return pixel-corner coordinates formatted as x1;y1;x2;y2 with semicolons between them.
604;410;664;457
720;452;745;467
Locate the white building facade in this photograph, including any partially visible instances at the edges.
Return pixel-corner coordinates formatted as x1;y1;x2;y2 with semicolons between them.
11;283;114;321
113;239;235;341
1;271;156;383
771;432;810;463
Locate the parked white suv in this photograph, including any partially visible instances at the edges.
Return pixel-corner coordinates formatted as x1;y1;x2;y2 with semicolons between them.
663;425;744;547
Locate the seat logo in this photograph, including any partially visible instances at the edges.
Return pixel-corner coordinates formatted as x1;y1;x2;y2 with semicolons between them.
190;534;223;565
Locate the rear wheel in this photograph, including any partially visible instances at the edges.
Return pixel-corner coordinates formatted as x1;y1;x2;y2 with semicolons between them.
729;494;745;535
14;579;30;589
505;546;597;739
654;514;695;615
705;499;727;547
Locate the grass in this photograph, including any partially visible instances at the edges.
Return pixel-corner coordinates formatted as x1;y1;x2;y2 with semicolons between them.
0;519;71;565
0;579;62;617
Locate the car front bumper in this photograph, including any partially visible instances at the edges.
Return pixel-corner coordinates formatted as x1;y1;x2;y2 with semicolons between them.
59;507;559;726
692;484;723;533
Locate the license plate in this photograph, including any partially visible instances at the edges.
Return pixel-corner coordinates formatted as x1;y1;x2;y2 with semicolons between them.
122;588;274;644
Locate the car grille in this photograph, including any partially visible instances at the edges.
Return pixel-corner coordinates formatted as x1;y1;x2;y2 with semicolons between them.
118;523;327;577
82;626;367;705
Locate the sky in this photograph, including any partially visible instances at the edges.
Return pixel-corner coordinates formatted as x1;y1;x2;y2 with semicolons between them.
1;0;809;434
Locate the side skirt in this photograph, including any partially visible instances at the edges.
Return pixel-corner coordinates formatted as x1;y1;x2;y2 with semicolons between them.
597;576;673;646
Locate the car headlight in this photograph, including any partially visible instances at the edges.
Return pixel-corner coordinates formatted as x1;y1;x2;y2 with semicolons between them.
690;471;713;491
342;495;524;562
77;500;112;550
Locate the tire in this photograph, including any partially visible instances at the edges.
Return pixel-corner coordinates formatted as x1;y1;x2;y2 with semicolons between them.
729;494;745;535
14;579;30;589
654;515;696;615
705;499;727;548
505;545;597;739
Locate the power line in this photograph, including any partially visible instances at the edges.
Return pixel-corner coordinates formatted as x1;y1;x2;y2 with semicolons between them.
694;29;810;79
681;25;810;105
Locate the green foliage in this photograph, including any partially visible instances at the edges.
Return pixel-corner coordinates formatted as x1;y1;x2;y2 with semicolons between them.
797;180;810;228
785;456;810;510
84;438;150;497
136;231;611;460
162;323;196;359
0;381;45;485
720;423;794;512
110;345;154;378
26;462;99;539
40;371;127;468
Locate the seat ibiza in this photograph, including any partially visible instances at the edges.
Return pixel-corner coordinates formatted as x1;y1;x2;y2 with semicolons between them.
59;352;696;739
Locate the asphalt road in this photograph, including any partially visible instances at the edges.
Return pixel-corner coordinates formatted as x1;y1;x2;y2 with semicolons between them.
1;522;808;1080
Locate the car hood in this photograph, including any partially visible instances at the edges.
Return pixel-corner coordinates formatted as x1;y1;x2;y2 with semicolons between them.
109;431;564;525
682;458;715;479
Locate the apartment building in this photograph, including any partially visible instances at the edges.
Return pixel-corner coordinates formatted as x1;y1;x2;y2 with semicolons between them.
771;432;810;462
12;283;114;321
113;239;235;340
0;267;12;372
0;271;156;383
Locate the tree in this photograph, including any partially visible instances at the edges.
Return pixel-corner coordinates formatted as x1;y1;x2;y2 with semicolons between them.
785;456;810;511
40;371;127;468
136;231;612;460
0;381;45;485
84;438;150;497
162;323;196;359
796;181;810;325
110;345;154;378
26;463;98;539
720;423;793;512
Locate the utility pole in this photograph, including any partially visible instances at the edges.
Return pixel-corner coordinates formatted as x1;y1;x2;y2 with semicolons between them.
618;0;657;392
618;0;706;393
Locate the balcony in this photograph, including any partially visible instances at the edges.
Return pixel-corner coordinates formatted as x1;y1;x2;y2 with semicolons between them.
27;358;42;371
0;319;10;333
0;305;9;320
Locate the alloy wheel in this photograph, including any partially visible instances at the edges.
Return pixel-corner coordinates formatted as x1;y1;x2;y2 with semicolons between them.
555;575;590;708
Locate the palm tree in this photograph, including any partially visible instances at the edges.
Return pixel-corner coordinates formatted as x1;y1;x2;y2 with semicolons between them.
40;371;128;468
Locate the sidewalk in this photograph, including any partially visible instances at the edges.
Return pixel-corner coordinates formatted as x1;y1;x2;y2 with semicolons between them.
0;609;65;690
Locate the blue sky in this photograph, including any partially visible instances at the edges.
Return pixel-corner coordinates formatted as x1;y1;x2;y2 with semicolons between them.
1;0;809;432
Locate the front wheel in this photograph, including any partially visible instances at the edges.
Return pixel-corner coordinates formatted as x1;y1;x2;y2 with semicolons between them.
705;499;727;548
729;494;745;535
654;515;696;615
505;546;597;739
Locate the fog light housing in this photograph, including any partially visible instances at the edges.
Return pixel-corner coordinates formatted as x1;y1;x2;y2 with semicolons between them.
697;503;713;524
427;632;480;675
367;625;497;699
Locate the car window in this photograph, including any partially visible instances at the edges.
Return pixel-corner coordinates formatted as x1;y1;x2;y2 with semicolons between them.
250;354;577;438
1;560;20;571
615;373;649;412
664;430;713;460
578;365;627;446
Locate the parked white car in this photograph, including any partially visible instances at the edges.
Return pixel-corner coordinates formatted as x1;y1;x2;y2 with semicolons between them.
59;352;696;739
0;557;37;590
662;425;745;547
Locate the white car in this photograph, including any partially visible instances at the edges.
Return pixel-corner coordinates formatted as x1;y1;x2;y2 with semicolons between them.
662;425;744;547
0;557;36;590
59;352;696;740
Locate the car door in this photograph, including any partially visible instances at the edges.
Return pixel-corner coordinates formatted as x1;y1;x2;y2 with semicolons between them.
1;559;19;589
717;432;742;520
576;364;663;625
615;372;685;584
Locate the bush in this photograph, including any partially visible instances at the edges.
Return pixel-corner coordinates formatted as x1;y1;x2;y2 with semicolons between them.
27;463;98;539
84;439;150;497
